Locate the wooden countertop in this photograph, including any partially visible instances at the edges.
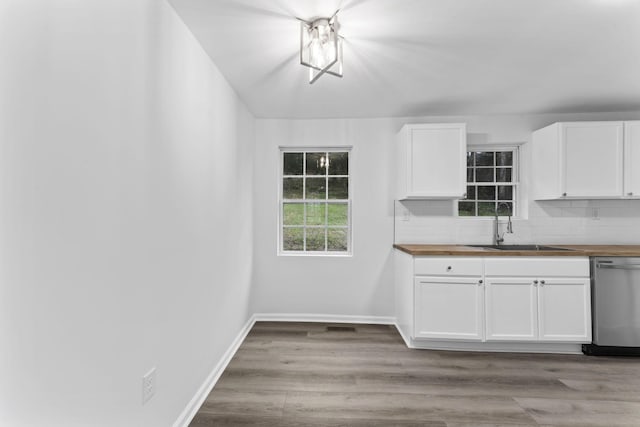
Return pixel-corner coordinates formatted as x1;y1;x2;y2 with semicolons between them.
393;244;640;257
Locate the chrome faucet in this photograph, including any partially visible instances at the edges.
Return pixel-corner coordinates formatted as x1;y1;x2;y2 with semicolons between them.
494;202;513;246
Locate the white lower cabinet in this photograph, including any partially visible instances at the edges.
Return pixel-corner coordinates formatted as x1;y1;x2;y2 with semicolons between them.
538;277;591;341
484;276;591;343
485;278;537;341
409;256;592;347
414;277;483;340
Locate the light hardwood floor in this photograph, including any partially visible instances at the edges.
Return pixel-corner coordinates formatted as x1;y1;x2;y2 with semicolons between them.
189;322;640;426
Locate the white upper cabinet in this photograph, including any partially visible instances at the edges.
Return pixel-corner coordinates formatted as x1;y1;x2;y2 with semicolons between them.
624;121;640;197
563;122;623;197
532;121;625;199
396;123;466;199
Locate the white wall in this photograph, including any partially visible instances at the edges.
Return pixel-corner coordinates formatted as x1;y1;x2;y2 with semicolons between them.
0;1;254;426
252;112;640;319
252;119;397;318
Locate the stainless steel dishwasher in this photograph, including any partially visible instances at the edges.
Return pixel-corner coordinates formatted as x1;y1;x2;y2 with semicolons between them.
583;257;640;356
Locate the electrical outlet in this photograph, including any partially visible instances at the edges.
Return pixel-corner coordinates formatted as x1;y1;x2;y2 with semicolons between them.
401;206;410;221
592;208;600;220
142;367;156;405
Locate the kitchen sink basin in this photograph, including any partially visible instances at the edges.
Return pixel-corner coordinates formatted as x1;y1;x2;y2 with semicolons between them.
468;244;573;251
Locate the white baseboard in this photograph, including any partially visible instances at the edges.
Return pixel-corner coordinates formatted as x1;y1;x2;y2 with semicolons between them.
393;322;413;348
393;322;583;354
253;313;396;325
172;315;256;427
400;334;584;354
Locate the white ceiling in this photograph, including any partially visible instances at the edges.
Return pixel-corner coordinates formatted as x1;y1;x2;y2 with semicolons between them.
168;0;640;119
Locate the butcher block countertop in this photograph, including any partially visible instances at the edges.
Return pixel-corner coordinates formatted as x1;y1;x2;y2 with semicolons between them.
393;244;640;257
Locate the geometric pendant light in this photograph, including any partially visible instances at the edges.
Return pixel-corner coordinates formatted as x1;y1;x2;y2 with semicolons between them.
299;12;343;84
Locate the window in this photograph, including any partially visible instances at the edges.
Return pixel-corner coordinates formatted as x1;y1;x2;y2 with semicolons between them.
280;149;351;254
458;147;519;217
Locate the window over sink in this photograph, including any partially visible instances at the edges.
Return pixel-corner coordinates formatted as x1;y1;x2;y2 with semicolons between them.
458;146;519;217
279;148;351;255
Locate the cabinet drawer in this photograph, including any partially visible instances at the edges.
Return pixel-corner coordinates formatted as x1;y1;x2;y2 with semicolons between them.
414;257;483;276
484;257;589;277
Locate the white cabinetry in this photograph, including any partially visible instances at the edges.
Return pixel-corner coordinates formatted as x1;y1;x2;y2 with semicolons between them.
485;277;591;342
415;277;484;340
532;121;624;199
485;278;537;341
413;257;483;340
396;123;466;199
394;253;593;352
538;277;591;341
624;121;640;197
484;257;591;343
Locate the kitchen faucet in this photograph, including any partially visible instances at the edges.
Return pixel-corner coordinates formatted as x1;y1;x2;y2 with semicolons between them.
494;202;513;245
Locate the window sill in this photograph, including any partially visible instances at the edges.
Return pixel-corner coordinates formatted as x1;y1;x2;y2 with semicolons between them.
278;251;353;258
457;216;522;220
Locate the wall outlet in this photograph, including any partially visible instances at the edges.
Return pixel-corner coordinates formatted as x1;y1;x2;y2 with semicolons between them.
400;205;410;221
592;208;600;220
142;367;156;405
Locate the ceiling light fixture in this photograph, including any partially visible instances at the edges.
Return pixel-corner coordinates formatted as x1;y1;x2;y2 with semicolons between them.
299;11;343;84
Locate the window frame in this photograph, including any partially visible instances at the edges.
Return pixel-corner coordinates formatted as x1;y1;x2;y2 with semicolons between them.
457;145;521;218
278;147;353;257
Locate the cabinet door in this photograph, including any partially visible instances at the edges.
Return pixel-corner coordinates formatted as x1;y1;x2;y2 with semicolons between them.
538;277;591;342
485;278;537;341
406;124;466;198
414;277;483;340
624;121;640;197
562;122;623;197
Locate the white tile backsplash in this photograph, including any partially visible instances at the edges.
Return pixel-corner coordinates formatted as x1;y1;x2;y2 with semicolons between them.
395;199;640;245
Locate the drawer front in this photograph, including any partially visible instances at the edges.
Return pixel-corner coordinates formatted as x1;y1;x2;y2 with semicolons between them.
414;257;483;276
484;257;589;277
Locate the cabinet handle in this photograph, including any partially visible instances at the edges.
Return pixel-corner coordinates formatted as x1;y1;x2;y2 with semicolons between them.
446;266;452;271
533;280;539;285
628;192;634;196
540;280;545;286
478;280;483;284
562;193;567;197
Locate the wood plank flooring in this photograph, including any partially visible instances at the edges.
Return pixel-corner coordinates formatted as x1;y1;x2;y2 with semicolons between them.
189;322;640;426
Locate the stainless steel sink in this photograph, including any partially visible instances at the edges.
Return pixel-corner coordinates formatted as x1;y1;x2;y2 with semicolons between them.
468;244;573;251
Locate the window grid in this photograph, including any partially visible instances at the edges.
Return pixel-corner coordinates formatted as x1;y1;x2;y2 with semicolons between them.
459;149;518;217
280;150;351;254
